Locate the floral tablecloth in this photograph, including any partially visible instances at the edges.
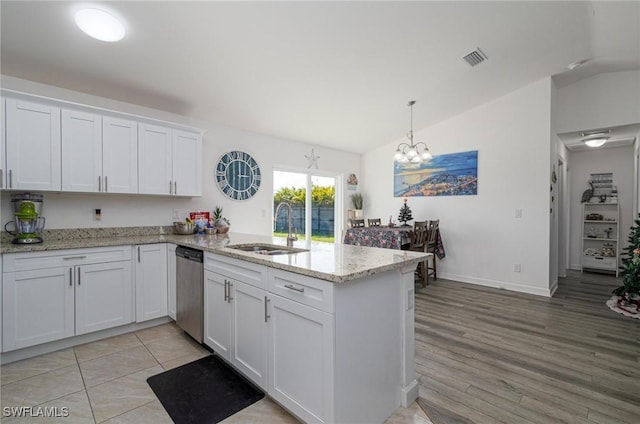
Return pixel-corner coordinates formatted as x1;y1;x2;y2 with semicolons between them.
343;226;445;259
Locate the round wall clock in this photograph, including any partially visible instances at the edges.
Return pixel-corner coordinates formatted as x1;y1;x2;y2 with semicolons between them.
215;151;261;200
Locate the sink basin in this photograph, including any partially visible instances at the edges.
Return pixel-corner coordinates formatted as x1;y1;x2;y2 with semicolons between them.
227;244;308;256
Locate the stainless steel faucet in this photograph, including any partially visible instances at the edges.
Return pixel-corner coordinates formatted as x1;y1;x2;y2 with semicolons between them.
274;202;298;247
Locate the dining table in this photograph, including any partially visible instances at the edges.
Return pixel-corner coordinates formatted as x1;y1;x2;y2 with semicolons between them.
343;225;446;259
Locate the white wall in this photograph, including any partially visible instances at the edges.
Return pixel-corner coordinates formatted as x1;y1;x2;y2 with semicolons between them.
567;146;636;270
0;76;361;236
361;78;553;296
555;70;640;133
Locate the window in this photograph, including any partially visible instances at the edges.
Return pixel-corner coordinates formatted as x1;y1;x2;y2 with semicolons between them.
273;169;341;245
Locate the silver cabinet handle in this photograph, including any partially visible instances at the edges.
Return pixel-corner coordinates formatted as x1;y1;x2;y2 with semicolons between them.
0;169;3;188
105;176;108;192
264;296;270;322
77;267;81;286
9;169;12;188
63;256;87;260
169;181;173;195
284;284;304;293
69;267;73;286
174;181;177;195
137;246;141;262
98;176;102;192
227;282;233;302
224;280;228;302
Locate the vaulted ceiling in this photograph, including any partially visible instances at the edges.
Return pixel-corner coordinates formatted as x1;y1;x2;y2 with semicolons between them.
2;1;639;153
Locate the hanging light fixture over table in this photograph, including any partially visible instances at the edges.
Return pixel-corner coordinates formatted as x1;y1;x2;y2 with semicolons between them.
394;101;432;163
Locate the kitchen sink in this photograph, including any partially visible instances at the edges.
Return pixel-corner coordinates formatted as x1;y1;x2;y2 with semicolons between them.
227;243;308;256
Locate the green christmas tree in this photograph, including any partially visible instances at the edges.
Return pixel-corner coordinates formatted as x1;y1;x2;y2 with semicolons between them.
612;213;640;303
398;198;413;226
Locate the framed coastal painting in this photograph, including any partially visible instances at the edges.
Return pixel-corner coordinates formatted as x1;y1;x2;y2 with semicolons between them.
393;150;478;197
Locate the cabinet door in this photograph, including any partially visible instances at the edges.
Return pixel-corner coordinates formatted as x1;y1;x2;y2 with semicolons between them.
232;281;268;390
135;244;168;322
167;243;177;320
75;261;133;335
1;96;6;189
5;98;61;191
172;129;202;196
103;116;138;193
204;271;231;359
2;267;74;351
268;294;334;424
61;109;102;192
138;123;172;195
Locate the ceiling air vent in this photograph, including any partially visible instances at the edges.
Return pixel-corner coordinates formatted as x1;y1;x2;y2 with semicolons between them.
462;48;488;67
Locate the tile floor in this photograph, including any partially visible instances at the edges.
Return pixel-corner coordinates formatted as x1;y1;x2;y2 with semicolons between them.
1;323;432;423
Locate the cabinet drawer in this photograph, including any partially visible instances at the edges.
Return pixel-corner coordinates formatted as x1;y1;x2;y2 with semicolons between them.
3;246;132;272
582;256;617;270
204;253;266;289
268;268;334;314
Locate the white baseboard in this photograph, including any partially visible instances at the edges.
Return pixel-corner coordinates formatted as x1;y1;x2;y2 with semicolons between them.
438;272;553;297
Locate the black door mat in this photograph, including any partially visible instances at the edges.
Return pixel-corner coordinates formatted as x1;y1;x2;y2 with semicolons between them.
147;355;265;424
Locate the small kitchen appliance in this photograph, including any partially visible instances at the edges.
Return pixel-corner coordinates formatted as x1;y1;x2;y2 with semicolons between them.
4;193;46;244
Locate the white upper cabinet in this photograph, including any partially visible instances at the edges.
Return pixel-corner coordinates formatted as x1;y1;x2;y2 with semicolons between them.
172;129;202;196
62;112;137;194
61;109;102;192
138;123;172;195
5;98;61;191
102;116;138;193
1;96;6;189
139;123;202;196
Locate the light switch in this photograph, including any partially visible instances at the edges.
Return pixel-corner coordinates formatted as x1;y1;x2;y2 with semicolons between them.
515;208;523;219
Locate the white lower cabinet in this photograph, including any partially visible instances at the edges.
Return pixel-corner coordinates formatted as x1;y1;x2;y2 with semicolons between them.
268;293;334;423
2;246;133;351
204;254;268;390
166;243;177;320
135;244;168;322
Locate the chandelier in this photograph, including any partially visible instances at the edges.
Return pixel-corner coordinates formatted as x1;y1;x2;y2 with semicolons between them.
393;100;432;163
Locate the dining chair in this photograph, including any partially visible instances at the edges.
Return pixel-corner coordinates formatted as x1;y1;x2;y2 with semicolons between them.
367;218;381;227
425;220;440;283
350;218;365;228
409;221;429;287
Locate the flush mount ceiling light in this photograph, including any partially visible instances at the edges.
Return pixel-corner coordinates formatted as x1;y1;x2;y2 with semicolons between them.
74;8;125;42
581;130;611;148
393;101;432;163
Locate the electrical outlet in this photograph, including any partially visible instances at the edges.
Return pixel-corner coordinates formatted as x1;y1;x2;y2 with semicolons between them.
95;208;101;221
172;209;182;220
513;263;522;272
515;208;523;218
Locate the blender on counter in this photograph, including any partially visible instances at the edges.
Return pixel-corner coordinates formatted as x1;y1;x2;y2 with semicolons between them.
4;193;46;244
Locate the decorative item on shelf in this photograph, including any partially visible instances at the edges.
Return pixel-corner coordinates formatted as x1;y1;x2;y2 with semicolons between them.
599;195;607;203
393;100;432;163
601;243;615;257
212;206;230;233
584;247;601;256
580;181;594;203
604;227;613;239
388;215;395;228
586;227;597;238
351;192;363;218
611;213;640;309
586;213;603;221
397;198;413;226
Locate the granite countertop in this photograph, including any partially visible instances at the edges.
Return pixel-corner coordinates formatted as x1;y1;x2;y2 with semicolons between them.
0;227;430;283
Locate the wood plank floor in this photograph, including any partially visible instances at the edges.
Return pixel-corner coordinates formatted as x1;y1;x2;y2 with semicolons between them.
414;271;640;424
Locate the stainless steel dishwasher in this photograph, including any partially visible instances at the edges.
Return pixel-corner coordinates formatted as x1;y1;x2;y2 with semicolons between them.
175;246;204;343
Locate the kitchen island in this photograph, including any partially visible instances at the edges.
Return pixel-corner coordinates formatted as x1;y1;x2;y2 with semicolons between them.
1;229;429;423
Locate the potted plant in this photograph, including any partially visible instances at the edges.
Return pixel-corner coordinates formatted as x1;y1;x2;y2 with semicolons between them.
213;206;230;233
351;192;363;218
612;214;640;309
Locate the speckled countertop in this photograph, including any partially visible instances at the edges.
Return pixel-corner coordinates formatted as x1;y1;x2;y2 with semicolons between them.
0;227;429;283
